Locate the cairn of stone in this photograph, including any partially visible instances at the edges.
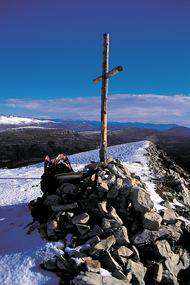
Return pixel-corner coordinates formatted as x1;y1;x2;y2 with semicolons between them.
29;159;190;285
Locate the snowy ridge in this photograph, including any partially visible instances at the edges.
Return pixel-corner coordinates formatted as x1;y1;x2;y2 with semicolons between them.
0;115;52;125
0;141;170;285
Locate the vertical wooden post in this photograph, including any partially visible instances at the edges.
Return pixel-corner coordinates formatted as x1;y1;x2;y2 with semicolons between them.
100;33;109;163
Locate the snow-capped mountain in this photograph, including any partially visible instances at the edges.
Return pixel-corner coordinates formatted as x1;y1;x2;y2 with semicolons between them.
0;141;190;284
0;115;52;126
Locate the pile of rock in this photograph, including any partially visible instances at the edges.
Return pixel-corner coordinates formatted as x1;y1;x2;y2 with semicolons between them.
29;158;190;285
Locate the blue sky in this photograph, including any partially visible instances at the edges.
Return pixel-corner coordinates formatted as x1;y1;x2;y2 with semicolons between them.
0;0;190;125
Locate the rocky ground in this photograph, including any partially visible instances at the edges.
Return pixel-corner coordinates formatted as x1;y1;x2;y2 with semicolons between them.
28;144;190;285
146;142;190;220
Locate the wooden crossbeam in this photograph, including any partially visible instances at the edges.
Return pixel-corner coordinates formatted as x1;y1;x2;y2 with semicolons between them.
93;65;124;84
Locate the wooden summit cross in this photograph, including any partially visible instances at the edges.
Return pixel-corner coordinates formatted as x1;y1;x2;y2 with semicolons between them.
93;33;123;163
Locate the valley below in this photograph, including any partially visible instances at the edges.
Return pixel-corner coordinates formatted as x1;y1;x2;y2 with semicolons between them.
0;127;190;173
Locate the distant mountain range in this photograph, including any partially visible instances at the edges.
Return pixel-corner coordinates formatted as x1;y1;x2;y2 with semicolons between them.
1;115;190;171
0;115;185;132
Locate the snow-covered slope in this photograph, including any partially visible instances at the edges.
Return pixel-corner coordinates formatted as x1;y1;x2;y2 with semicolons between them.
0;115;52;126
0;140;186;285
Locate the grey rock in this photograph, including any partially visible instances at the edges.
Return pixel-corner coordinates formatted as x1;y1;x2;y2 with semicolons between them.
51;202;78;212
112;269;128;280
107;174;116;187
118;196;127;210
115;178;123;190
162;208;177;225
133;224;182;245
93;235;116;252
181;183;190;207
98;181;109;192
154;240;180;277
103;275;130;285
153;263;163;283
143;211;162;231
77;224;90;235
82;225;104;239
85;236;101;246
159;224;182;242
122;177;134;193
165;257;180;277
85;162;102;171
91;173;97;182
180;249;190;270
89;193;99;200
115;161;131;177
114;226;130;245
130;187;154;214
162;270;179;285
55;210;65;221
72;271;102;285
46;227;55;238
113;256;128;268
64;245;89;258
97;176;103;184
114;246;133;258
132;229;161;245
72;213;90;224
43;257;57;271
72;272;130;285
130;219;140;234
131;245;140;262
70;257;86;269
100;250;123;272
97;170;107;178
47;220;58;230
107;164;126;178
107;185;119;199
102;218;121;232
107;207;123;225
66;212;74;219
126;259;147;285
56;183;78;196
112;246;133;266
43;194;61;206
122;177;133;190
98;201;108;215
56;256;71;271
85;259;101;273
154;240;173;259
65;233;73;246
